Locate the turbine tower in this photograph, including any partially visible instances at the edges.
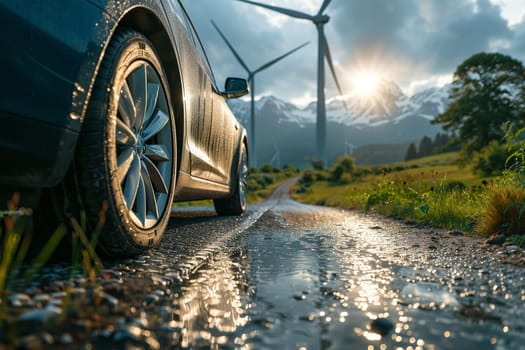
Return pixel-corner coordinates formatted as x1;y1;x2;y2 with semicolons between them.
236;0;345;168
271;140;281;169
211;20;308;168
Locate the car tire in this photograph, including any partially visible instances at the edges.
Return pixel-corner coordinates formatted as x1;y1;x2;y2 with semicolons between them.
75;30;177;257
214;143;248;215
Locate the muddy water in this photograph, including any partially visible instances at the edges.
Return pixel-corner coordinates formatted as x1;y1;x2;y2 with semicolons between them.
3;183;525;349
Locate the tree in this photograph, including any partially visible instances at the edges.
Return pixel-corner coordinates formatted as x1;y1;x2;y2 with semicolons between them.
433;133;448;151
405;143;418;161
432;52;525;155
418;136;433;157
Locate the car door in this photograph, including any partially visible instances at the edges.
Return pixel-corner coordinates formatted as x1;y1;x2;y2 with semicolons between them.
165;0;216;180
207;92;237;184
183;17;239;185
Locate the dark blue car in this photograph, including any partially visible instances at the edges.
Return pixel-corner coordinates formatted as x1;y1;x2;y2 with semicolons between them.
0;0;249;257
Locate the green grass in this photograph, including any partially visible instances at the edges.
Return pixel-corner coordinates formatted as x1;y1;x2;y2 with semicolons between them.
293;152;497;233
1;195;105;294
0;197;108;346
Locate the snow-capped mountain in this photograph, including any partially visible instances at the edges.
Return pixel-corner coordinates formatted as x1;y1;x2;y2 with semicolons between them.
227;81;450;166
229;81;450;127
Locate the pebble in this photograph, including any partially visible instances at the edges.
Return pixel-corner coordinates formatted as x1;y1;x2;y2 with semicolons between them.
95;290;119;309
369;318;394;336
9;293;33;307
108;323;161;349
59;333;73;345
17;306;62;333
448;229;464;236
16;334;44;350
32;294;51;305
484;234;506;245
145;293;160;305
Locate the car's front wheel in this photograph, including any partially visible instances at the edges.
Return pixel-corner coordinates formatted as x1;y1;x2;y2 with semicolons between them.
76;30;177;257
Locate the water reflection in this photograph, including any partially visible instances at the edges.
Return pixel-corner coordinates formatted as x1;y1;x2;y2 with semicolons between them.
144;205;525;349
6;171;525;348
172;248;250;348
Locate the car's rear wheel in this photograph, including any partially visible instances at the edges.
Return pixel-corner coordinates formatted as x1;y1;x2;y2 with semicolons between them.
76;30;177;257
214;143;248;215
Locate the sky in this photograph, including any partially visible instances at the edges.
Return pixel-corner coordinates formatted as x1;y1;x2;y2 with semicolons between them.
182;0;525;107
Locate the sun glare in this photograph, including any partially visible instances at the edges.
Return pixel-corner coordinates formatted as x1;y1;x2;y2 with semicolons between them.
352;71;380;97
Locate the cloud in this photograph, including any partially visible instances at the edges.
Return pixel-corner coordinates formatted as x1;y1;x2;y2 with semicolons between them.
183;0;524;102
510;19;525;57
331;0;514;86
184;0;316;96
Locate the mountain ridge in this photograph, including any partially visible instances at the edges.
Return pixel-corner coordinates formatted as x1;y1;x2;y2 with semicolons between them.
227;81;450;166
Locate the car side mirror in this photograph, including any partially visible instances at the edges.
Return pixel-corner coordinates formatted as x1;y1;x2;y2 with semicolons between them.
221;77;249;99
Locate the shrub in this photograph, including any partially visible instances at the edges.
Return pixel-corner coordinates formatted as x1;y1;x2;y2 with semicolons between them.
331;156;355;181
442;181;467;192
340;173;352;184
300;169;316;184
260;163;277;173
250;173;274;187
476;124;525;239
471;141;509;176
311;159;324;170
247;178;263;192
300;169;331;184
475;182;525;236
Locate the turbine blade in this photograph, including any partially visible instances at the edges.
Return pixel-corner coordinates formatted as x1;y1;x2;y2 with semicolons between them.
253;41;309;74
318;0;332;15
236;0;314;21
211;20;251;74
324;35;348;109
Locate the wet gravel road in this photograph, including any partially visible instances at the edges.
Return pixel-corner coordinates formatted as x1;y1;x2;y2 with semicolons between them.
3;180;525;349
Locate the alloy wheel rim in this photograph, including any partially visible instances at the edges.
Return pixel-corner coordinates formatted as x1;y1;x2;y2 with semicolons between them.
115;61;173;229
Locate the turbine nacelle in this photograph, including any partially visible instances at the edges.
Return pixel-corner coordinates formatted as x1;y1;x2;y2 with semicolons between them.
314;14;330;24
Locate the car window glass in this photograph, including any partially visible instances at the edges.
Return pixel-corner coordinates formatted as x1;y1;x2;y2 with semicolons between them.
176;1;218;88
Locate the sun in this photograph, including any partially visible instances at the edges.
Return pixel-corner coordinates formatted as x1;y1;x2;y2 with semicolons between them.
352;71;380;97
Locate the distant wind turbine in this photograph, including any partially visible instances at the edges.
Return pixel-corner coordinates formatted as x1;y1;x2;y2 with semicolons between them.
344;137;355;156
236;0;346;168
211;20;308;168
270;140;281;169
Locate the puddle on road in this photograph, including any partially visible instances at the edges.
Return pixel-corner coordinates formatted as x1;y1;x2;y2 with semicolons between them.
170;209;525;350
6;205;524;349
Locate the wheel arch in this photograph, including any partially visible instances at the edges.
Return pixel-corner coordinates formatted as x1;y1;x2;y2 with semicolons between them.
116;7;185;179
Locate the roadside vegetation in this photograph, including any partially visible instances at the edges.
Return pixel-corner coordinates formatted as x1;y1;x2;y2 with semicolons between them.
295;52;525;247
246;164;300;202
293;153;486;231
294;129;525;245
0;199;105;298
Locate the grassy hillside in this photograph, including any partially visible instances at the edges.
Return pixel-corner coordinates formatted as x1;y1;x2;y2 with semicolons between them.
292;152;497;233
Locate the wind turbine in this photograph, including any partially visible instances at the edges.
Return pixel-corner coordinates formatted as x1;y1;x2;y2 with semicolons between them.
344;137;355;156
211;20;308;168
236;0;345;168
270;140;281;169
